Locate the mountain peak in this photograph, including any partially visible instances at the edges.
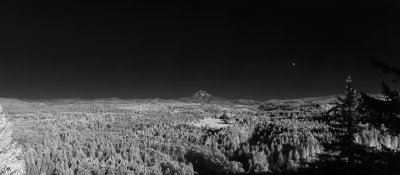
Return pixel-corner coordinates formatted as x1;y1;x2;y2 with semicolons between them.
192;90;213;100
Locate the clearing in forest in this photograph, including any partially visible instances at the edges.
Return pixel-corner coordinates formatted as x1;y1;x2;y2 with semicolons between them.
193;118;232;128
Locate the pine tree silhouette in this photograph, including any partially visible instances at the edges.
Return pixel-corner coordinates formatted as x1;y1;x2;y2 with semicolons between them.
370;57;400;106
335;76;360;163
316;76;361;168
358;58;400;133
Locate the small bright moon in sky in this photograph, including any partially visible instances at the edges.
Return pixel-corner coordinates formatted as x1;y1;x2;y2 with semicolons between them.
292;62;296;66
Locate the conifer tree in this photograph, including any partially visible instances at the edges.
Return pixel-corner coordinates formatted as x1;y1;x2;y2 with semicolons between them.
371;58;400;101
365;58;400;132
321;76;361;164
337;75;360;162
0;105;25;175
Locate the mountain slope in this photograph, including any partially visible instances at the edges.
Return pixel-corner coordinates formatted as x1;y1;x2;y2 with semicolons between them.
179;90;262;105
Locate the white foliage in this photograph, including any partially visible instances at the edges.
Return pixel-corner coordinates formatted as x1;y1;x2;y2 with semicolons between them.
0;105;25;175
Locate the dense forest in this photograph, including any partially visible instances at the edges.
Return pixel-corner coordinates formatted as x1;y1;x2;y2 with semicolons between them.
1;59;400;175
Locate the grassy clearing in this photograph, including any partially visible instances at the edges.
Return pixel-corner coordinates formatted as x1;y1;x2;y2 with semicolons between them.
193;118;232;128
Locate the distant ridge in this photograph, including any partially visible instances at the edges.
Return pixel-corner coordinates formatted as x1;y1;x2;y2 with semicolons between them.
179;90;262;105
1;91;373;107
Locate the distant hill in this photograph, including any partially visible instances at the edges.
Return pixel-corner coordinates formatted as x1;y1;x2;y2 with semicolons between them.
1;92;384;110
259;95;339;112
192;90;215;101
179;90;227;103
179;90;262;106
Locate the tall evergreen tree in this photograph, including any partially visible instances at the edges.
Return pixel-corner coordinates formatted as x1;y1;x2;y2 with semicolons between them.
0;105;25;175
336;76;360;163
321;76;360;164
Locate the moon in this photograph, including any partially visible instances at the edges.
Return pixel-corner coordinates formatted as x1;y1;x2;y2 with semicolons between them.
292;62;296;66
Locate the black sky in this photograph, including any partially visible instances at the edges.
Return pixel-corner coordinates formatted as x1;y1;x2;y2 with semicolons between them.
1;1;400;100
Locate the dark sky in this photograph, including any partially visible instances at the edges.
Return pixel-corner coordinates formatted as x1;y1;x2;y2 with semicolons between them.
1;1;400;100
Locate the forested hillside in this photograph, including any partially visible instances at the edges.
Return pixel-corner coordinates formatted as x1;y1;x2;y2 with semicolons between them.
0;86;398;175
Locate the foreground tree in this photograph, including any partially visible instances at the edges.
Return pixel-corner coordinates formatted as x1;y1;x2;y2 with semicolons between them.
358;58;400;133
336;76;360;162
370;58;400;113
0;105;25;175
320;76;361;163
